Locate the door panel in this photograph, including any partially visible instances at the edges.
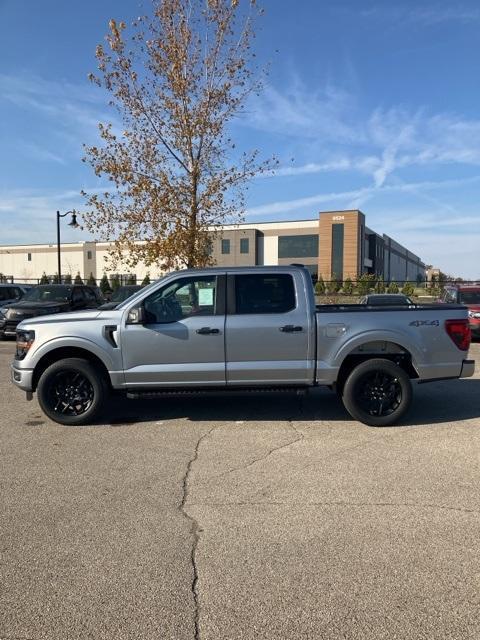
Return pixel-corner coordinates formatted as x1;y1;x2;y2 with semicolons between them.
121;274;226;387
225;273;313;385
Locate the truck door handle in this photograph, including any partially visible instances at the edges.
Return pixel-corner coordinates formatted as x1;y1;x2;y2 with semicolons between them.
196;327;220;335
280;325;303;332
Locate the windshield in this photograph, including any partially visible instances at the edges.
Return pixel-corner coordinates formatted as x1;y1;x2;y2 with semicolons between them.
111;286;140;302
22;286;72;303
459;291;480;305
116;277;164;310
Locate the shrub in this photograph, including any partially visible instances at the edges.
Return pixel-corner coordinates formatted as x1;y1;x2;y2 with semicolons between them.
74;272;83;285
314;275;325;295
64;273;72;284
87;272;96;286
328;274;342;294
99;273;112;295
343;277;354;295
357;273;375;296
402;281;415;296
387;281;399;293
141;273;151;286
39;272;49;285
110;275;121;291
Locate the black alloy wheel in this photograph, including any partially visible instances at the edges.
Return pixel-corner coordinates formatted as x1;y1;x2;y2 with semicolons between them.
342;358;412;427
37;357;109;425
47;370;95;417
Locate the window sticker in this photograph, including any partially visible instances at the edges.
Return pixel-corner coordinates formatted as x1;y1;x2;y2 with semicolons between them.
198;288;214;306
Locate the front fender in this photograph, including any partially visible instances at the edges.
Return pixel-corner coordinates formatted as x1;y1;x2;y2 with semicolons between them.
26;335;119;373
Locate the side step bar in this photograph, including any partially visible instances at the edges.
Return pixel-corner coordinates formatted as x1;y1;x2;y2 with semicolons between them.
126;386;309;399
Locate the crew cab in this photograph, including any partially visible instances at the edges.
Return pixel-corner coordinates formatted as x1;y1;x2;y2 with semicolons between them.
11;266;475;427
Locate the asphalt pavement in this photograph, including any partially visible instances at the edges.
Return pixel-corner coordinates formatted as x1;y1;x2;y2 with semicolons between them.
1;340;480;639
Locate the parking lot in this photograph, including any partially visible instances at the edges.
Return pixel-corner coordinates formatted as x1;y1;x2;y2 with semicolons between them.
1;340;480;640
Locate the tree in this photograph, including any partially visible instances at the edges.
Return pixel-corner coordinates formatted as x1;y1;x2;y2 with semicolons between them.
83;0;273;271
74;272;84;285
142;273;151;286
40;272;49;285
99;273;113;295
87;272;97;286
110;274;121;291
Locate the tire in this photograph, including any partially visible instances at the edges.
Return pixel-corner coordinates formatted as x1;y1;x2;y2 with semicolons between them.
37;358;109;426
342;358;412;427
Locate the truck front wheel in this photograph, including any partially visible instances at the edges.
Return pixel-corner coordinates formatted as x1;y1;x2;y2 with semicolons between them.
37;358;109;426
342;358;412;427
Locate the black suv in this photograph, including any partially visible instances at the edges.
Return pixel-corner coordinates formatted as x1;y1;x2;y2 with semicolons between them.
0;283;30;306
0;284;104;339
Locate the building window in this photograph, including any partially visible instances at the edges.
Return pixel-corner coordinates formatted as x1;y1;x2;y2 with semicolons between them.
240;238;249;254
87;251;93;260
331;224;344;280
27;253;32;261
221;239;230;254
278;235;319;258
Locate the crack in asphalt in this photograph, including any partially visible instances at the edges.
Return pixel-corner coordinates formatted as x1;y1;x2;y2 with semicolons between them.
187;500;480;515
180;425;220;640
213;400;306;480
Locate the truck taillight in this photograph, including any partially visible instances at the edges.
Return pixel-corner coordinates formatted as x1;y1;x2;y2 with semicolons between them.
445;319;471;351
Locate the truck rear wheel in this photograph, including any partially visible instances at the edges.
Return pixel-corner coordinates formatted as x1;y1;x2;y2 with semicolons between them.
342;358;412;427
37;358;109;426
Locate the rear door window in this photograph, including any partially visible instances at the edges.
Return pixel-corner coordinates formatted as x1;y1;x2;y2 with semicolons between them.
234;274;296;314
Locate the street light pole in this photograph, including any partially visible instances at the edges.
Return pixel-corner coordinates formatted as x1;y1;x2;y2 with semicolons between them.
56;210;79;282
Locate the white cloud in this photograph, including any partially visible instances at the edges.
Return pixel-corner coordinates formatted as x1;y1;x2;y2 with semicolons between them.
246;175;480;218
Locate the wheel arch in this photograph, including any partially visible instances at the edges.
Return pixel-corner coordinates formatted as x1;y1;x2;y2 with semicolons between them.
32;347;112;391
336;339;418;395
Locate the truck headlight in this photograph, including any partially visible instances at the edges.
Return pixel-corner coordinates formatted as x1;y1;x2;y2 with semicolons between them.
15;330;35;360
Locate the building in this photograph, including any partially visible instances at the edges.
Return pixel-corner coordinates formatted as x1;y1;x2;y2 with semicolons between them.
0;210;425;284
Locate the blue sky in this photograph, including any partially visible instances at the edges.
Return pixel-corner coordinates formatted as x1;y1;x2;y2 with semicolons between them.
1;0;480;277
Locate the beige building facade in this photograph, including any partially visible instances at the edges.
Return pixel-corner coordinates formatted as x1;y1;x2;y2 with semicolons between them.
0;210;426;284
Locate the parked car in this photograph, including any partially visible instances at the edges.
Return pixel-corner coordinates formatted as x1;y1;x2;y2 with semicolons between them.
99;285;143;310
0;284;104;339
11;266;474;427
359;293;414;305
440;285;480;338
0;283;30;306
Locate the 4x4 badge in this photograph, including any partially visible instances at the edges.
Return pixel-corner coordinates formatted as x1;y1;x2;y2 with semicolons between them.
409;319;440;327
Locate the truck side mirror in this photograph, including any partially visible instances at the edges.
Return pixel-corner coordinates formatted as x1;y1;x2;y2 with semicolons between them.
126;305;145;325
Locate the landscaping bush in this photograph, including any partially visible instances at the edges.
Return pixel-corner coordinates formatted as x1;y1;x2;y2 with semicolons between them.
402;281;415;296
74;272;83;285
314;275;326;295
387;281;399;293
141;273;151;286
99;273;112;296
40;272;49;285
357;273;375;296
343;277;354;295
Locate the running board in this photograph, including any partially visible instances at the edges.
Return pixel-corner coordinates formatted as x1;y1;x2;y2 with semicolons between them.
126;386;309;399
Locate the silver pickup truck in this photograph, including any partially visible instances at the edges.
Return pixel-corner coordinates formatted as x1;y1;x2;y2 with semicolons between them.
11;266;474;427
